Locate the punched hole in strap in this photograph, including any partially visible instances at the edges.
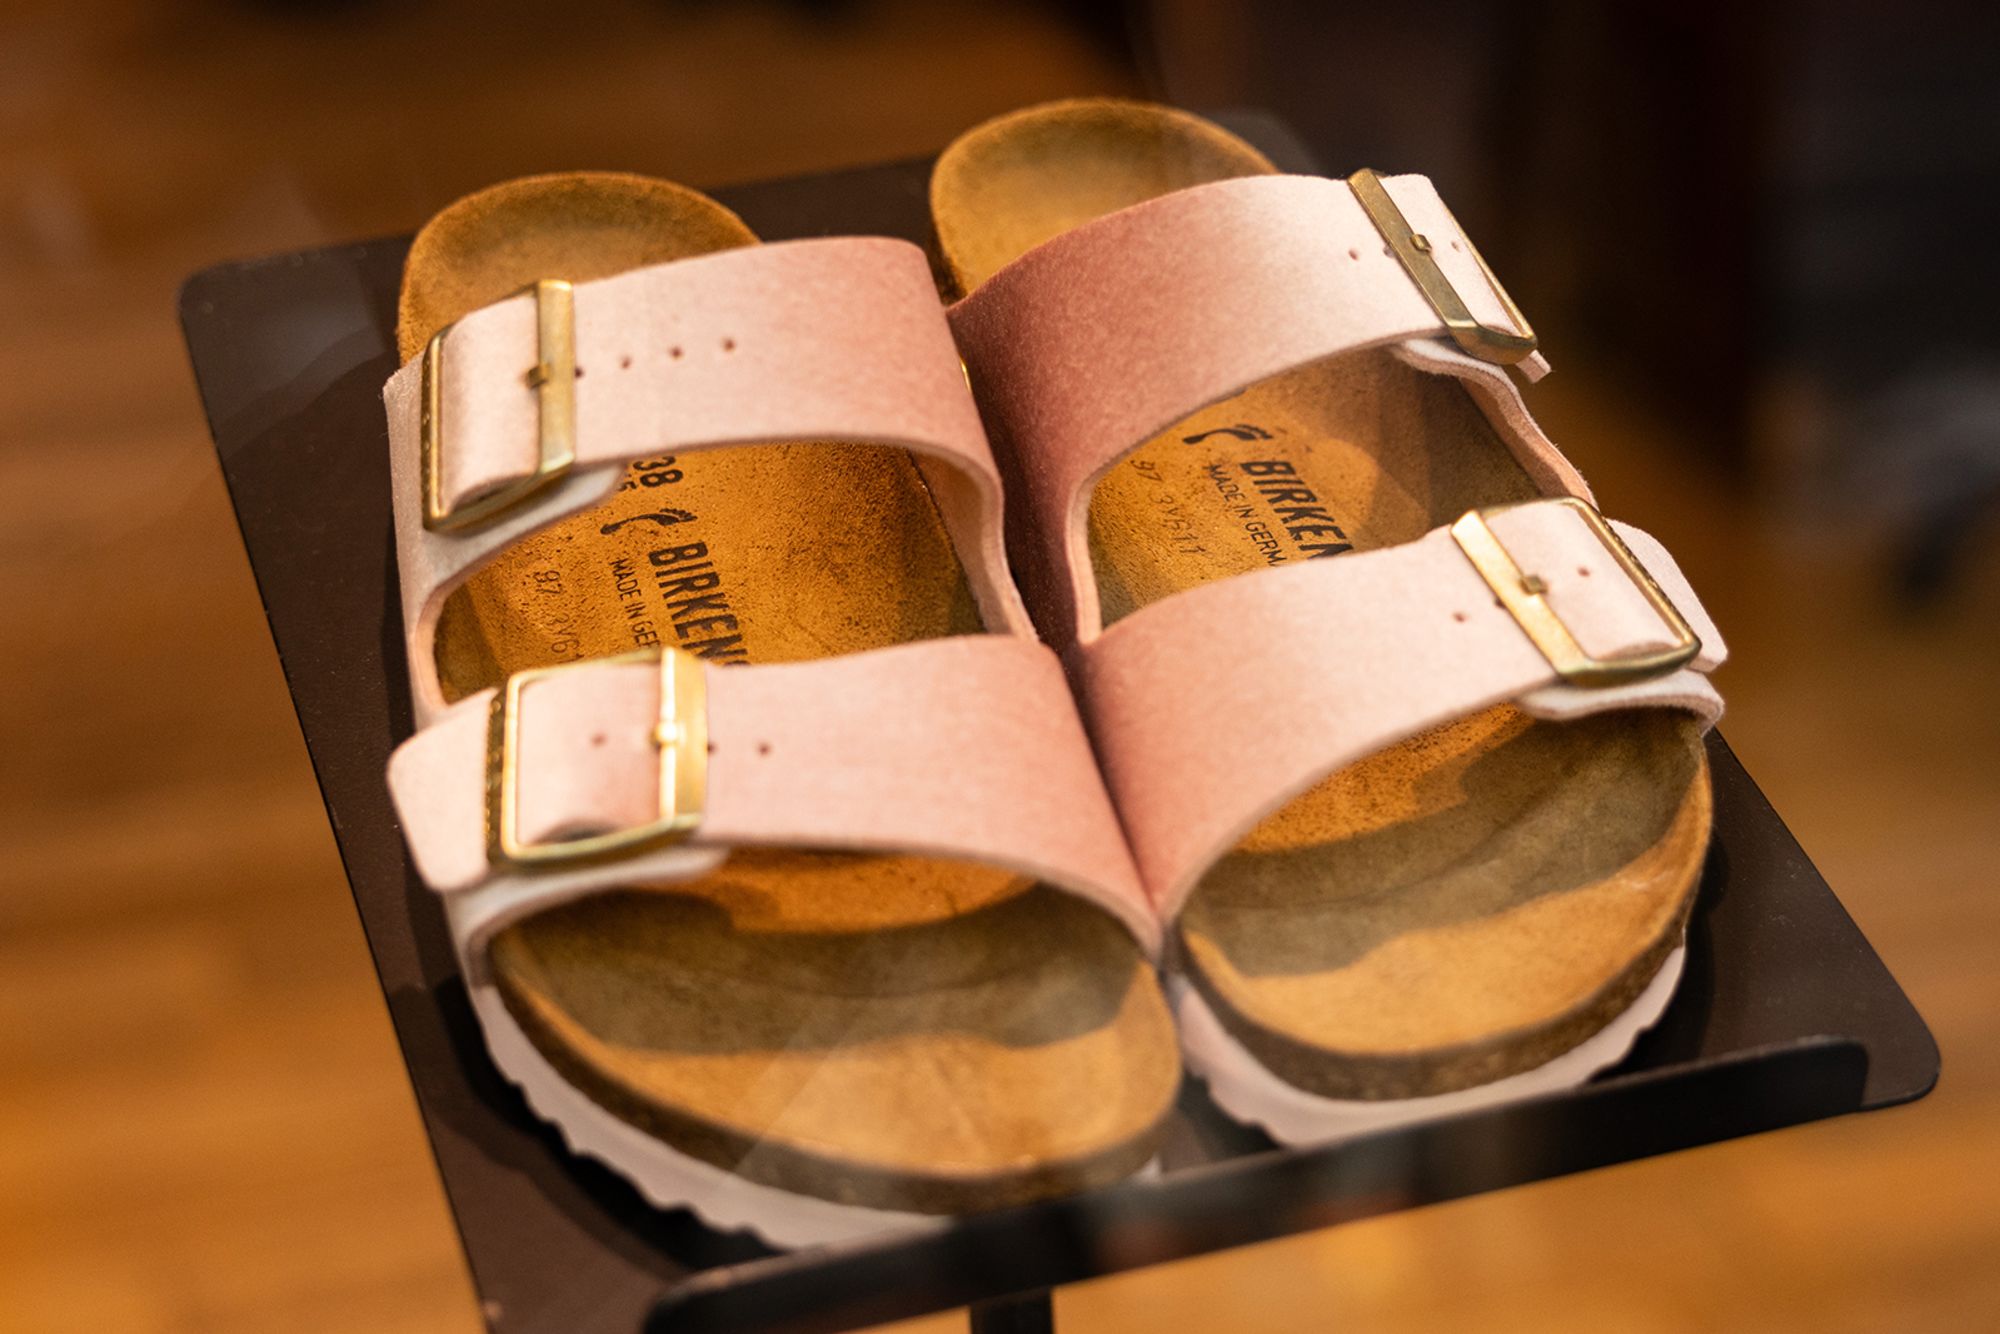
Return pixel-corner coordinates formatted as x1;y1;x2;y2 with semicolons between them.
1450;498;1700;688
1346;169;1539;370
486;647;708;868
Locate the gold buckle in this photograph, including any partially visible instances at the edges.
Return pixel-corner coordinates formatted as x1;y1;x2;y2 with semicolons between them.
485;647;708;868
1451;497;1701;688
1347;168;1538;367
421;278;578;533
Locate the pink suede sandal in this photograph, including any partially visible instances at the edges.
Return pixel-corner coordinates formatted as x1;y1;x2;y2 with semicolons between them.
378;173;1177;1244
934;100;1727;1142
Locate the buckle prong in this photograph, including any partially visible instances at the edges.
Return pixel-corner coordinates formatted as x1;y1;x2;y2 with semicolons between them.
1452;497;1700;688
1348;168;1537;367
422;278;578;533
486;646;708;868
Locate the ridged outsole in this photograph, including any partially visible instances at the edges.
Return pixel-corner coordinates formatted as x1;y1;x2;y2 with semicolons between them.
469;985;944;1249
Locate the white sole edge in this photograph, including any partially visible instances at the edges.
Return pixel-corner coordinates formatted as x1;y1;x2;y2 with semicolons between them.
470;937;1670;1246
1174;943;1687;1145
470;984;944;1249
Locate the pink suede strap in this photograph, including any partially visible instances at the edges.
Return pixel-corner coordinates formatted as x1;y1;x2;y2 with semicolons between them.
388;635;1159;958
1077;501;1727;916
386;237;1027;721
944;172;1723;917
948;172;1547;646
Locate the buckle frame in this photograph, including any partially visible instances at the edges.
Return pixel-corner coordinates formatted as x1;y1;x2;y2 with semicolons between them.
485;646;708;868
421;278;578;533
1451;497;1701;688
1347;168;1538;367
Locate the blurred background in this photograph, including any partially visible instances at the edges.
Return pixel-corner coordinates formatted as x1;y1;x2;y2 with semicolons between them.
2;0;1996;1330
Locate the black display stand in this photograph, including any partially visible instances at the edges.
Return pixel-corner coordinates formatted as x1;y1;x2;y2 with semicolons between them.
179;123;1937;1334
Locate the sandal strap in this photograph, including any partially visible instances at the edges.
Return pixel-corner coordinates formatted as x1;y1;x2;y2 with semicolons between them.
948;172;1554;647
386;236;1027;720
388;635;1157;974
1075;500;1726;916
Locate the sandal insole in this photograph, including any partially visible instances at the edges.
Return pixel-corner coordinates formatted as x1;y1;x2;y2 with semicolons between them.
403;173;1177;1209
933;101;1709;1099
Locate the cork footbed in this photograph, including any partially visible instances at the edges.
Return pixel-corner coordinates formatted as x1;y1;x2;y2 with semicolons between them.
401;173;1177;1213
932;101;1709;1101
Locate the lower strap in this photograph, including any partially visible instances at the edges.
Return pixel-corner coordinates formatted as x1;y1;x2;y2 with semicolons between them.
1077;499;1726;916
389;635;1159;969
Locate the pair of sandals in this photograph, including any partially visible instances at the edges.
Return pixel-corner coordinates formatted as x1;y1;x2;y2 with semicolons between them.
383;99;1725;1247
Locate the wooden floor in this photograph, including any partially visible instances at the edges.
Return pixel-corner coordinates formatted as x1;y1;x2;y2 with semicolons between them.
2;2;1994;1330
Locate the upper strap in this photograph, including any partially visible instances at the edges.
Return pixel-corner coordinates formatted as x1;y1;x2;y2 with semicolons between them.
1076;500;1726;916
387;635;1159;972
387;236;1027;721
947;173;1549;647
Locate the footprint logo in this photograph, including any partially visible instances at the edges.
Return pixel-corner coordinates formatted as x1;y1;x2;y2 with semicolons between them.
600;508;696;535
1182;423;1274;444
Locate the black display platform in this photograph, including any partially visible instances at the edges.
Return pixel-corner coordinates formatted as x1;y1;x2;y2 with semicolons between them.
180;132;1936;1334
